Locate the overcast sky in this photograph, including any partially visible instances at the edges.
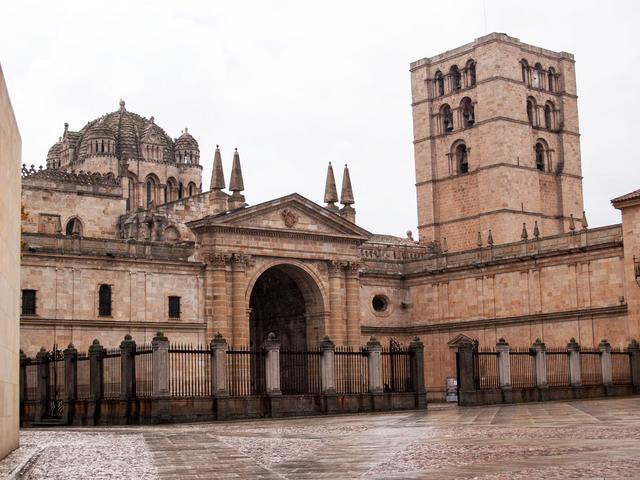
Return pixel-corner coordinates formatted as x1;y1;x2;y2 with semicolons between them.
1;1;638;238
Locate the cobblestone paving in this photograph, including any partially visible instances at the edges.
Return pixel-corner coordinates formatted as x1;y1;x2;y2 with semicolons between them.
4;397;640;479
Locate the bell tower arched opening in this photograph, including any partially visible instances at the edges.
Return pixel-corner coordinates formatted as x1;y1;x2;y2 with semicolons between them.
248;263;325;350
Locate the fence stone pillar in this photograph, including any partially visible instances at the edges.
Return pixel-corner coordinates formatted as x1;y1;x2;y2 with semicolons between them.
120;334;136;401
366;337;383;394
567;338;582;387
152;332;170;398
599;339;613;386
532;338;548;388
496;338;511;390
628;339;640;392
35;347;49;422
263;333;281;396
320;336;337;414
19;351;28;425
88;339;105;401
457;340;476;405
210;333;229;397
410;337;428;408
63;343;78;424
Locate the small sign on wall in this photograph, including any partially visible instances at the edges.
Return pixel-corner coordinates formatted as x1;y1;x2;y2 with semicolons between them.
446;377;458;402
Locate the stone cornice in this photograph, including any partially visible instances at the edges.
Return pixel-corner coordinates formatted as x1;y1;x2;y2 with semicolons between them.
415;162;582;188
362;304;627;336
196;224;367;245
20;316;206;331
416;209;577;229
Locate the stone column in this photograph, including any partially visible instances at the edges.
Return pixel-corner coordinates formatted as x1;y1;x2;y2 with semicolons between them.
366;337;383;394
532;338;548;388
152;332;170;398
410;337;428;408
263;333;281;396
35;347;49;422
496;338;511;390
63;343;77;424
628;339;640;392
327;261;346;345
599;339;612;386
210;333;229;397
207;254;231;340
231;254;249;347
88;339;105;401
344;262;362;348
120;334;136;400
567;338;582;387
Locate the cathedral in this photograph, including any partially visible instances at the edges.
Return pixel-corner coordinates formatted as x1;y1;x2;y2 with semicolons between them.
19;33;640;401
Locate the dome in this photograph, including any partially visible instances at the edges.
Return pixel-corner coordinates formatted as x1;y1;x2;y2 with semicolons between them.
71;100;175;165
46;139;62;168
175;128;199;151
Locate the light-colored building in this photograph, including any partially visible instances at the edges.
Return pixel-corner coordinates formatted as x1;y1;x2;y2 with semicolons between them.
19;33;640;401
0;63;21;459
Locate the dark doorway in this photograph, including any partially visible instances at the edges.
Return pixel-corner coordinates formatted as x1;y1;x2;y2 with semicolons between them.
249;264;325;351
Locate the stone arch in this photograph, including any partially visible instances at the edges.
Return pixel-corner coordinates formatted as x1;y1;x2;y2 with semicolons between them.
65;216;83;236
245;260;328;350
163;226;180;242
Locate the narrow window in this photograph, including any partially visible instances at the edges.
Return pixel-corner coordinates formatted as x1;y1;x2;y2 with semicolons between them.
435;71;445;96
461;97;474;127
456;144;469;174
450;65;461;90
22;289;36;315
98;284;112;317
544;104;553;129
441;104;453;132
532;63;543;88
535;143;545;171
188;184;194;196
164;185;168;203
521;59;529;83
548;68;556;92
466;60;476;87
526;98;536;126
126;177;133;211
168;296;181;319
65;218;79;236
178;183;184;199
146;179;153;207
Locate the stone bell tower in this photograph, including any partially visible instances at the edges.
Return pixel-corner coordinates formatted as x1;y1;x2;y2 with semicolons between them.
410;33;584;252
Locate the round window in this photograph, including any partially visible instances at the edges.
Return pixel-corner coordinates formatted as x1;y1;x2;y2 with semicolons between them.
372;295;389;313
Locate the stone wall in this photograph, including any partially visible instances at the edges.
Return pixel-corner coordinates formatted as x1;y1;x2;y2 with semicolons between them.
0;63;21;459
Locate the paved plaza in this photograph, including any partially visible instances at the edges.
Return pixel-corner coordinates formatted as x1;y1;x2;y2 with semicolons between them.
3;397;640;479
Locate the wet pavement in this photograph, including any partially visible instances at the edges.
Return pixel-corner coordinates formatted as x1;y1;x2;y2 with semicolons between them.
3;397;640;479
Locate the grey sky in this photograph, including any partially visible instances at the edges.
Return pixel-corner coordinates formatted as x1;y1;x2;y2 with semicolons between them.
1;0;638;238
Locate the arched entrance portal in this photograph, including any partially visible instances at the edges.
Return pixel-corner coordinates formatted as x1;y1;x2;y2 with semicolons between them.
249;264;325;350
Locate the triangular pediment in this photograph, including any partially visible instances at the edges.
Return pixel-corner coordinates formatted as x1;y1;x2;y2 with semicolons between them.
188;193;372;241
447;334;477;348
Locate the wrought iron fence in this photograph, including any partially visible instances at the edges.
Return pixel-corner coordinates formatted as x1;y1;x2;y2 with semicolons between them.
25;360;38;401
545;348;570;387
47;347;65;418
381;346;413;393
335;346;369;394
135;344;153;398
76;353;91;400
280;349;322;395
226;346;265;396
510;348;537;388
473;349;499;389
611;349;632;385
169;343;211;397
103;348;121;399
580;349;603;385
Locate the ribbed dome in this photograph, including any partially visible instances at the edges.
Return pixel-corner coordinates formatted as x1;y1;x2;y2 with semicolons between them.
46;139;62;168
175;129;199;151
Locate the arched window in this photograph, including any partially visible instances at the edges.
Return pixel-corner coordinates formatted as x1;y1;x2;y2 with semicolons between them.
435;71;445;96
526;97;536;126
544;102;554;130
126;176;135;211
535;142;546;171
166;177;177;202
163;185;168;203
65;218;82;236
455;143;469;174
178;182;184;199
98;284;112;317
532;63;543;88
145;177;157;207
521;59;529;84
440;104;453;132
466;59;476;87
548;67;556;92
450;65;461;90
460;97;474;127
188;183;194;196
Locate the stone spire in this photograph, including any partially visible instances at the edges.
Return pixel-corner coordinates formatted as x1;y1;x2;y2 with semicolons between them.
521;222;528;241
324;162;339;212
339;164;356;223
476;231;483;248
569;213;576;231
487;229;494;246
228;148;245;210
581;210;588;230
533;221;540;239
210;145;225;191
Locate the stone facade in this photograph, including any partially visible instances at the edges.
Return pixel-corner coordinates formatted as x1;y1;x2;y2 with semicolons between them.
0;64;21;459
18;33;640;401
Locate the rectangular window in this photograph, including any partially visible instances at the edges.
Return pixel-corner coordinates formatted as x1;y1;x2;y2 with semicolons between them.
168;296;181;319
22;289;36;315
98;284;112;317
